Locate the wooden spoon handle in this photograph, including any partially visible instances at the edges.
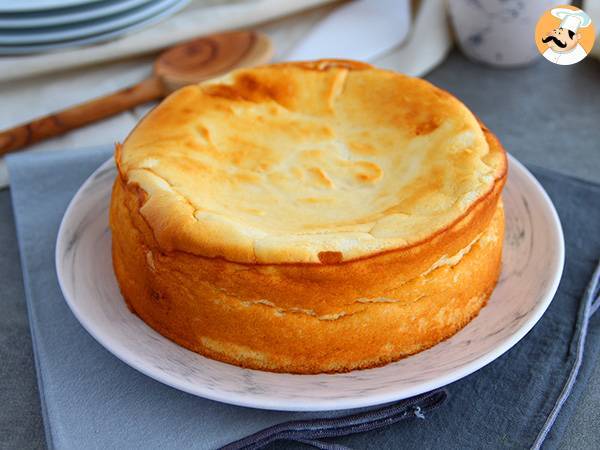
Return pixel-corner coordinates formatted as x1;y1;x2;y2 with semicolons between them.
0;76;165;156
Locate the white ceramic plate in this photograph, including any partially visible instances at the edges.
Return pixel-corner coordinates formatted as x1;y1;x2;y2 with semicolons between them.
0;0;178;44
56;155;564;411
0;0;154;29
0;0;187;55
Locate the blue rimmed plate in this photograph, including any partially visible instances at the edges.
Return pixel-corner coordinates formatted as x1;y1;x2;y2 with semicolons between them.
0;0;154;29
0;0;103;13
0;0;181;44
0;0;188;55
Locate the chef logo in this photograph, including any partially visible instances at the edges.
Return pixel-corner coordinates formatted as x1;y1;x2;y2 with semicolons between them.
535;5;595;65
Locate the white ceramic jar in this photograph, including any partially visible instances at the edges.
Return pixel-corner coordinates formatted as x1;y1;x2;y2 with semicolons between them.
448;0;571;67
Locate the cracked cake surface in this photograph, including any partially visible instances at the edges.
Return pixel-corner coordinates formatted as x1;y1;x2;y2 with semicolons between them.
116;60;506;264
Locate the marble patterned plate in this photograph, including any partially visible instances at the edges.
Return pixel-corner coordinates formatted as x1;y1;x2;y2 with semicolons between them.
55;155;564;411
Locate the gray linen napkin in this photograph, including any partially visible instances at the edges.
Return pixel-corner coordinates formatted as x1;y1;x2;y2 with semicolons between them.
4;146;600;449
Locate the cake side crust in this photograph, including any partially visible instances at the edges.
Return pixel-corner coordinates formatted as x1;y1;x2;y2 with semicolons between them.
110;178;504;374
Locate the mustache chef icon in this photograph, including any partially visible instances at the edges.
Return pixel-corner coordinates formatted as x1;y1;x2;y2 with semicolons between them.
541;8;592;65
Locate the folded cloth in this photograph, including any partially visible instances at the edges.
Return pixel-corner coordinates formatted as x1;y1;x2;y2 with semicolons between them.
4;147;600;449
222;390;448;450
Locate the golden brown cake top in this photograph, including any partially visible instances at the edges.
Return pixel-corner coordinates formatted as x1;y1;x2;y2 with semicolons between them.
117;60;506;263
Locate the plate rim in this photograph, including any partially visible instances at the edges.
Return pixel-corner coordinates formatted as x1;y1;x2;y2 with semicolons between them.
0;0;155;29
0;0;188;55
55;154;565;411
0;0;105;13
0;0;179;45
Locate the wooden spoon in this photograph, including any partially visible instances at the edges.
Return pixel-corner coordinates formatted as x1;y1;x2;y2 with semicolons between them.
0;31;272;156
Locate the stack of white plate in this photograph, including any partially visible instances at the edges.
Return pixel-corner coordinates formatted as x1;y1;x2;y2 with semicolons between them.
0;0;190;55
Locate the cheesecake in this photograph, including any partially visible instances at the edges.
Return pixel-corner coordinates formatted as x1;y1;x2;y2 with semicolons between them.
110;60;507;373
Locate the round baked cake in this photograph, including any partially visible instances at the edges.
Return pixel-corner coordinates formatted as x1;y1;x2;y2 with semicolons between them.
110;60;507;374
